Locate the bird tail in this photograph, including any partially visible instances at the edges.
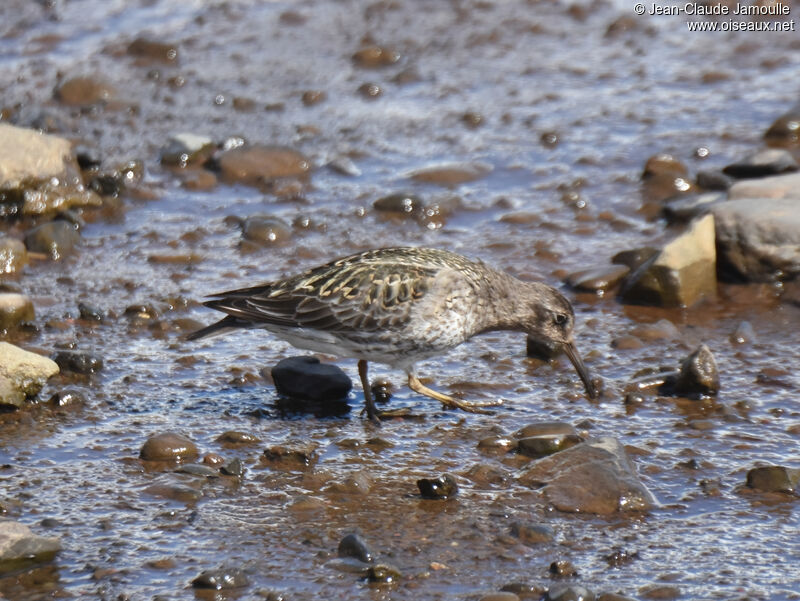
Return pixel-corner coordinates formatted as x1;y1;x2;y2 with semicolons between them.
185;315;249;341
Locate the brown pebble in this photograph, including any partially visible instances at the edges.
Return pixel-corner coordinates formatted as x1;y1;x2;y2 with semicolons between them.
140;432;199;462
55;76;116;106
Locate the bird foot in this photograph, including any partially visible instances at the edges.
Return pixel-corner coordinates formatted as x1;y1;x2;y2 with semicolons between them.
438;397;501;415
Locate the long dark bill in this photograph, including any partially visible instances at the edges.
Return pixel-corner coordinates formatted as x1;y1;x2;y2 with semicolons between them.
563;340;598;399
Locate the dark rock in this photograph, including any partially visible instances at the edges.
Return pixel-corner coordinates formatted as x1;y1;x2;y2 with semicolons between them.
510;522;554;544
337;533;374;563
526;336;563;361
515;422;577;439
417;473;458;499
217;145;311;185
479;593;521;601
642;154;688;179
215;431;260;445
0;238;28;274
373;192;425;218
517;434;583;458
597;595;638;601
0;293;34;330
696;170;733;191
565;265;629;293
191;568;249;589
160;133;214;167
140;432;199;462
604;548;639;567
175;464;218;478
765;106;800;144
55;76;115;106
357;83;383;99
24;222;81;259
674;345;719;397
78;302;104;322
611;248;659;272
638;585;680;600
661;192;725;224
366;563;401;583
722;149;798;179
550;560;578;577
271;356;352;402
48;389;85;407
51;350;103;374
220;458;243;477
301;90;326;106
501;582;547;598
144;481;203;503
518;437;657;514
544;585;596;601
712;197;800;282
127;37;178;63
620;215;716;307
477;436;518;453
241;215;292;246
263;443;318;468
746;465;800;494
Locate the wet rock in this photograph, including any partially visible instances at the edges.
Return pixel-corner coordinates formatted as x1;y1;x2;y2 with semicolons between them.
603;548;640;568
642;154;688;179
48;389;85;407
509;522;554;544
301;90;326;106
597;595;637;601
192;568;249;589
526;336;563;361
352;45;400;68
745;465;800;494
638;585;680;600
417;473;458;499
544;585;596;601
696;170;733;191
127;37;178;63
217;145;311;185
327;156;360;176
565;265;629;294
764;106;800;144
271;356;352;402
215;431;260;445
550;560;578;577
0;293;34;330
501;583;547;598
462;112;484;128
477;436;518;453
728;172;800;200
78;303;104;322
673;344;719;397
140;432;199;462
611;248;659;272
479;593;521;601
464;463;509;487
220;458;243;477
641;153;694;201
241;215;292;246
517;437;657;514
357;82;383;99
373;192;425;218
263;442;319;468
0;520;61;570
24;222;81;259
662;192;725;224
51;350;103;375
620;214;716;307
366;563;401;583
55;76;116;105
325;471;372;494
160;133;214;167
409;162;492;187
0;342;59;408
712;197;800;282
144;481;203;503
518;434;583;458
515;422;577;439
337;533;374;563
730;321;756;345
723;149;798;179
629;319;680;341
175;464;219;478
0;238;28;274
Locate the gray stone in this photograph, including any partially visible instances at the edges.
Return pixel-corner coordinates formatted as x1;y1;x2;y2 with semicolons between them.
0;293;34;330
191;568;249;589
746;465;800;494
337;533;374;563
0;342;59;408
674;344;719;397
662;192;726;224
0;520;61;570
712;198;800;282
24;221;81;259
518;437;657;514
0;238;28;274
723;149;798;179
728;172;800;200
565;265;629;293
545;585;596;601
620;214;716;307
696;170;733;191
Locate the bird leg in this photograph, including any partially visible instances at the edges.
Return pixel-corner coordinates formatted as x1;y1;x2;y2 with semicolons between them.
407;373;501;415
358;360;381;424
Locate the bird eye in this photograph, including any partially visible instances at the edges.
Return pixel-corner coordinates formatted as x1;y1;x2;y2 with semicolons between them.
554;313;568;326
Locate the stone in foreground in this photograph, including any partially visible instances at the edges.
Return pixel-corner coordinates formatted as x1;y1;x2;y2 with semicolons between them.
0;520;61;573
620;214;716;307
0;342;60;408
517;437;657;514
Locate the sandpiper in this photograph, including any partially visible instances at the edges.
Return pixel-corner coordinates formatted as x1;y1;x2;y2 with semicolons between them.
188;247;598;422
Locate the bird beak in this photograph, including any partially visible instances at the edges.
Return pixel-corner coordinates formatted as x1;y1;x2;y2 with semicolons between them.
563;340;598;399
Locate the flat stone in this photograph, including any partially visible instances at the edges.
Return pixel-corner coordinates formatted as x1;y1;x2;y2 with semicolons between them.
0;123;73;187
746;465;800;494
0;342;59;408
408;162;492;187
514;422;577;439
518;437;657;514
517;434;583;458
565;265;629;293
0;237;28;274
620;214;716;307
712;197;800;282
218;145;311;185
0;293;34;330
0;520;61;571
55;76;116;105
728;172;800;200
662;192;726;224
723;149;798;179
24;221;81;259
271;356;352;402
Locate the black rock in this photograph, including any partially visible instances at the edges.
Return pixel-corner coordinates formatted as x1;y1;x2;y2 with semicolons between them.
191;568;249;590
696;170;733;191
417;473;458;499
78;302;104;321
51;350;104;375
271;356;352;402
337;533;374;563
674;344;719;397
526;335;563;361
722;149;798;179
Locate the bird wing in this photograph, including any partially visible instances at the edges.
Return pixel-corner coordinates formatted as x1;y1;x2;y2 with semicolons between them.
202;254;437;333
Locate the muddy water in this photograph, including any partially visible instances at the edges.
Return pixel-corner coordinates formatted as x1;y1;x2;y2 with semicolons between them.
2;0;800;599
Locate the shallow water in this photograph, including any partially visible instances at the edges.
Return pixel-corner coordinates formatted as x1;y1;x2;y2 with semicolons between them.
1;0;800;599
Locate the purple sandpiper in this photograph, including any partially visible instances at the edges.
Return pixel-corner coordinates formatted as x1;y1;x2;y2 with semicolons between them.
188;247;598;422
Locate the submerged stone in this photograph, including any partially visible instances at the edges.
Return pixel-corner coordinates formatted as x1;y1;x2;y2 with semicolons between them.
417;473;458;499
